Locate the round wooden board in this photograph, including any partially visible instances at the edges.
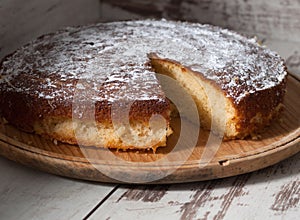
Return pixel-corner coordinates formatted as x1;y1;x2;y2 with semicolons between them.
0;75;299;184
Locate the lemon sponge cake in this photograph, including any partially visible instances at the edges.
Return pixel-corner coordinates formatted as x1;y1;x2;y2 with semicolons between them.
0;20;287;149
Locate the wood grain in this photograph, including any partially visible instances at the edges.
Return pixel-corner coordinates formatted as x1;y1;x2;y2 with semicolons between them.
0;75;299;184
271;179;300;212
89;153;300;220
0;157;116;220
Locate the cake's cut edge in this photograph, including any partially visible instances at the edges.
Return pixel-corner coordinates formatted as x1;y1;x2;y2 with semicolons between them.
149;54;287;139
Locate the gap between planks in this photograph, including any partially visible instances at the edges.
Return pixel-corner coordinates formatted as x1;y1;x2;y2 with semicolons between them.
83;184;121;220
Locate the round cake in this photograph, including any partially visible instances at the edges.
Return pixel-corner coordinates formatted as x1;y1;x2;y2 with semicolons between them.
0;20;288;149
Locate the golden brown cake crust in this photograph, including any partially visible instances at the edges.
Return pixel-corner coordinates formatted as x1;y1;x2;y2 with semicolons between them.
0;90;170;133
0;20;288;145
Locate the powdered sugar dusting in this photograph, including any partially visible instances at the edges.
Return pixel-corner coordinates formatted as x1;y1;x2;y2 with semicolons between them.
0;20;287;104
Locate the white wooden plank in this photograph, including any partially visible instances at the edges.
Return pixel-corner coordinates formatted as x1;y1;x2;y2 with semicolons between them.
0;157;116;220
100;0;300;42
89;152;300;220
0;0;101;59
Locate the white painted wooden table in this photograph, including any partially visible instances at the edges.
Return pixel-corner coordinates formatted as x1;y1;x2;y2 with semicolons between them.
0;0;299;219
0;151;299;220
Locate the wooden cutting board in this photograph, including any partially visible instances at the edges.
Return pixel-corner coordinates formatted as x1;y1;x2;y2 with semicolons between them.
0;75;299;184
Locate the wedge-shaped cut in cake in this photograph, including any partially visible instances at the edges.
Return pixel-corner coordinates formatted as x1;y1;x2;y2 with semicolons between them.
150;54;286;139
0;20;288;150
